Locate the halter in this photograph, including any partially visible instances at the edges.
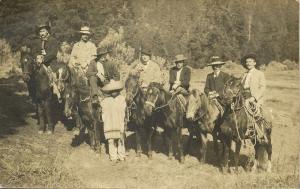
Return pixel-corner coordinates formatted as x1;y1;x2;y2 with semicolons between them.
145;89;175;111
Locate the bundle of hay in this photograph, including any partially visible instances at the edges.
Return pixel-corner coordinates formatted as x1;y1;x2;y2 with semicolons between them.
267;61;288;71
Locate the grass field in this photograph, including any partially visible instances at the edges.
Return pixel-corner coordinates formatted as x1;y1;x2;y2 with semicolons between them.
0;67;299;188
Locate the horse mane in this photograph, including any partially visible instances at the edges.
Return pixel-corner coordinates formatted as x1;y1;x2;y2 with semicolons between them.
125;73;139;89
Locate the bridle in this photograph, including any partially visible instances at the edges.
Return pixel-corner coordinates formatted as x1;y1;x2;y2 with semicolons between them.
145;87;175;111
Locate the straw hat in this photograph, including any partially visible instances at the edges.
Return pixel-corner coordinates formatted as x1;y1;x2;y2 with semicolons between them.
174;54;187;63
206;56;225;66
78;26;92;35
101;80;123;92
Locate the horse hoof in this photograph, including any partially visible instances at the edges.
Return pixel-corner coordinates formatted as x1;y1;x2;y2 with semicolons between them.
136;152;141;157
266;161;272;173
180;157;185;164
148;154;153;159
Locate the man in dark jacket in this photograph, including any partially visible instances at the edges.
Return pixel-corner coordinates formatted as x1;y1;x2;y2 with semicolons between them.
204;56;231;99
30;21;59;70
86;48;120;102
169;54;191;94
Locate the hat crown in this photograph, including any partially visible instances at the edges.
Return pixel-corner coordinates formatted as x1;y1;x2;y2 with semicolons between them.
175;54;187;62
80;26;90;32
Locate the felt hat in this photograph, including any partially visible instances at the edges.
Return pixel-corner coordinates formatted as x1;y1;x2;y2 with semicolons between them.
240;53;259;68
36;21;51;33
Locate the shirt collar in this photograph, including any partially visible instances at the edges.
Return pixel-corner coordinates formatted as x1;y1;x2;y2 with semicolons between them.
213;70;221;77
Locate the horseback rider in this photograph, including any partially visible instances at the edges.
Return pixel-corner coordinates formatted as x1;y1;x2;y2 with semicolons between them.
69;25;97;76
169;54;191;95
204;56;231;101
86;47;120;105
241;53;266;109
31;20;59;69
130;47;164;90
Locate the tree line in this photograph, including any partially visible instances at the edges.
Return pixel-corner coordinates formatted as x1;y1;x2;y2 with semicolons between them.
0;0;298;68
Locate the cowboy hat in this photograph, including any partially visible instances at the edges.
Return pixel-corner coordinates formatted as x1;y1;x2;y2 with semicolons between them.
78;26;92;35
36;21;51;33
94;47;112;58
174;54;187;63
140;48;152;56
206;56;225;66
101;80;123;92
241;53;260;68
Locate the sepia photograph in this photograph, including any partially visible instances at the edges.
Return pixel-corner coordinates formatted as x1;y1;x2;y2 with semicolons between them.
0;0;299;188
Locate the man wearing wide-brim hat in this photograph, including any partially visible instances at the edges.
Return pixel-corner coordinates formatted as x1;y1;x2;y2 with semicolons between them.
204;56;231;99
240;53;266;107
86;47;120;100
169;54;191;93
69;25;97;72
31;20;59;68
130;47;164;89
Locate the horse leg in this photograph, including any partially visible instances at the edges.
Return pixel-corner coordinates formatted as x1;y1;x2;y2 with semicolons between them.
212;131;221;166
266;133;272;173
165;128;173;160
199;133;208;164
252;143;259;173
177;127;184;163
94;122;101;154
45;98;54;133
184;130;193;156
234;140;242;173
37;102;46;132
146;127;154;159
222;138;231;173
136;126;142;157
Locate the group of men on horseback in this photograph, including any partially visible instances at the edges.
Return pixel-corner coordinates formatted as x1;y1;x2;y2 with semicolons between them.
20;20;271;170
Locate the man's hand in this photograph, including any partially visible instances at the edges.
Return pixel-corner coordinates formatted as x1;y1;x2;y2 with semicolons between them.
96;73;105;82
36;55;44;64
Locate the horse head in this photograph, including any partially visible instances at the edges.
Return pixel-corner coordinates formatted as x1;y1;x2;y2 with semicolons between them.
63;84;76;118
222;76;243;105
21;56;35;83
186;89;220;132
144;82;165;117
56;65;70;95
125;74;140;107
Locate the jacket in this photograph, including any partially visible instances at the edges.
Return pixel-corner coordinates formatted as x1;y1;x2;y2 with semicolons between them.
86;59;120;97
241;68;266;106
169;66;191;90
204;71;231;96
30;36;59;67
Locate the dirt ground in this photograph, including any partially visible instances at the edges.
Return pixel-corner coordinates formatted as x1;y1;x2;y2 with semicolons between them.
0;68;299;189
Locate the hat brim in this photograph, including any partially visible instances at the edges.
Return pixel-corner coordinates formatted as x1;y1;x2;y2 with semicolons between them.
78;31;92;35
36;25;50;33
206;61;226;66
175;58;187;63
101;83;124;92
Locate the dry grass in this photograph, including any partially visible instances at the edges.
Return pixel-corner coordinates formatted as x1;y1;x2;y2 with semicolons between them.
0;53;299;188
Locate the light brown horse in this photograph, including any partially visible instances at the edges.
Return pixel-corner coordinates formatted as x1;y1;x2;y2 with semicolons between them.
186;89;222;163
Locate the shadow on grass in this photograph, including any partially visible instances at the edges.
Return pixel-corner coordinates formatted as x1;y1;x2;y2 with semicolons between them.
0;75;35;139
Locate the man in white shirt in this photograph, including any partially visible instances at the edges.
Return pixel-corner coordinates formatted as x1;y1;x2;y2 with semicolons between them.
130;48;164;89
69;26;97;74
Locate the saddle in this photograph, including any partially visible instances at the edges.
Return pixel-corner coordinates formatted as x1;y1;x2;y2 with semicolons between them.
172;87;189;113
244;101;271;143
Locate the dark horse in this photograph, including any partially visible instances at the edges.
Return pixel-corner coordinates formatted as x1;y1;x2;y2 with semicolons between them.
125;74;150;157
63;67;102;152
185;89;222;163
144;82;185;163
220;76;272;173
